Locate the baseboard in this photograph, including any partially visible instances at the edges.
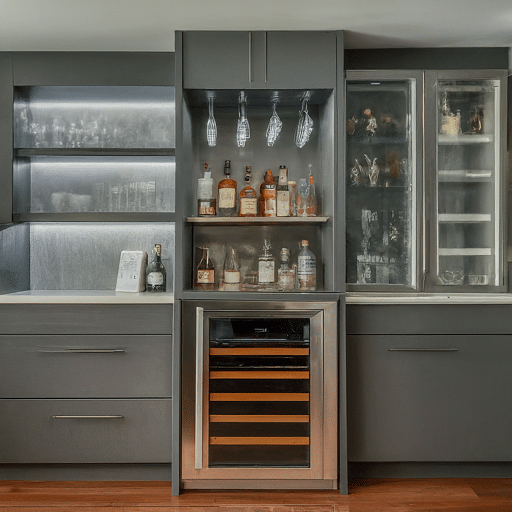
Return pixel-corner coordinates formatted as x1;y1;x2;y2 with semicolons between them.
0;464;172;481
349;462;512;479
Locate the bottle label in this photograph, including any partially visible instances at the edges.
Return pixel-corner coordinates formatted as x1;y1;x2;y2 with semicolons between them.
219;188;236;209
224;270;240;284
298;255;316;273
198;200;216;216
276;191;290;217
258;260;275;283
298;255;316;290
147;272;164;286
240;197;257;216
197;269;214;284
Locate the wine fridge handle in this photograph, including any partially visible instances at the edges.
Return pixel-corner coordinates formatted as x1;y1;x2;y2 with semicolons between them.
195;307;204;469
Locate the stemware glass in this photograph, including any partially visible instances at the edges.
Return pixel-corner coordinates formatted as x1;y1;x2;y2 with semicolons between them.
206;96;217;147
236;92;250;147
295;98;313;148
266;102;282;146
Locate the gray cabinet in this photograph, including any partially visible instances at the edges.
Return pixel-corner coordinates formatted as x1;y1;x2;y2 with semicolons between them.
182;31;336;89
347;334;512;461
0;304;173;464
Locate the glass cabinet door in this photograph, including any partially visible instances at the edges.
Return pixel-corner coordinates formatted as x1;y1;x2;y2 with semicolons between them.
427;72;506;290
345;71;422;291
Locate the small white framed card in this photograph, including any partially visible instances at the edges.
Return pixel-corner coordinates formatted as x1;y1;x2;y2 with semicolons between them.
115;250;148;292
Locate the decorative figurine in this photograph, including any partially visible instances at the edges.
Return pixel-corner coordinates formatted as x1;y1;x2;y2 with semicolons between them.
365;154;379;186
347;116;358;135
467;107;483;134
381;114;399;137
350;159;365;185
363;108;377;136
386;151;402;179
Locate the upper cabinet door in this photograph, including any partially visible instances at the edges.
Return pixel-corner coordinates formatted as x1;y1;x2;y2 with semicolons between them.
0;53;13;225
265;31;336;89
182;31;337;90
183;31;252;89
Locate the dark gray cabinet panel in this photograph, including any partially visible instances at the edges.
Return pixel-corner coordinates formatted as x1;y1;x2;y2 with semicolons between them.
0;53;12;224
0;399;172;463
182;31;251;89
347;335;512;461
265;31;336;89
12;52;175;86
0;335;172;398
182;31;337;89
0;304;173;335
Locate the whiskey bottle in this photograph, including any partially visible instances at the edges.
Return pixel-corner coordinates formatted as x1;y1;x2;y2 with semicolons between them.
223;246;241;290
196;247;215;290
258;169;277;217
297;239;316;291
258;239;276;286
146;244;167;292
197;162;216;216
218;159;237;216
277;247;295;291
239;166;257;217
306;166;318;217
276;165;290;217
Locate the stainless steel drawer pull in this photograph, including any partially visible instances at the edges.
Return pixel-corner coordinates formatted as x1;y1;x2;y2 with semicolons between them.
38;349;126;354
50;415;124;419
388;348;458;352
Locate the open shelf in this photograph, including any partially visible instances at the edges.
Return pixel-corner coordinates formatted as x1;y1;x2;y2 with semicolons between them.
187;216;329;225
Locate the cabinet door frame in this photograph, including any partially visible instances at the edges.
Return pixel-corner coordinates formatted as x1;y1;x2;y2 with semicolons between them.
0;53;13;225
424;69;508;292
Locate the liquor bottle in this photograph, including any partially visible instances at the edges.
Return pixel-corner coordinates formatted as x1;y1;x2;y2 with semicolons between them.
306;166;318;217
223;246;241;284
277;248;295;291
258;239;276;285
146;244;167;292
197;163;216;216
196;247;215;290
297;239;316;291
258;169;277;217
217;159;237;216
276;165;290;217
239;166;257;217
296;178;309;217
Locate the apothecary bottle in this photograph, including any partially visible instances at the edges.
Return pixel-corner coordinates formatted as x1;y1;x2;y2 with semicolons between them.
223;246;241;286
258;169;277;217
197;163;216;216
306;166;318;216
277;248;295;291
196;247;215;290
258;239;276;285
276;165;290;217
239;166;257;217
218;160;237;216
297;239;316;291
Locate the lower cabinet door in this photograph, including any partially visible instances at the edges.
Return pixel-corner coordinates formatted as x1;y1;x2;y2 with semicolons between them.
347;335;512;461
0;399;172;463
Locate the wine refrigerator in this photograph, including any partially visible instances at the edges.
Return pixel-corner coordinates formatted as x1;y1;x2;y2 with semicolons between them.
181;300;338;489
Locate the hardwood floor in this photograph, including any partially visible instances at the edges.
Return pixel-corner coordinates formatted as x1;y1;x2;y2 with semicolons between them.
1;479;512;511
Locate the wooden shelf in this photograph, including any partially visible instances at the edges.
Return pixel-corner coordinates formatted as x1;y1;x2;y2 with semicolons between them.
187;216;329;225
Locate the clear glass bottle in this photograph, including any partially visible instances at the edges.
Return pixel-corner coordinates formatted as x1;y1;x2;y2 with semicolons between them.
277;247;295;291
146;244;167;292
297;239;316;291
296;178;309;217
218;159;237;216
306;166;318;217
276;165;290;217
196;247;215;290
223;246;241;288
197;162;216;216
258;239;276;285
288;180;297;216
258;169;277;217
239;166;257;217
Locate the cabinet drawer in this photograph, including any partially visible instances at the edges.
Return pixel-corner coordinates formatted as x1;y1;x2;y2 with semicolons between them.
0;304;172;335
0;399;172;463
0;335;171;398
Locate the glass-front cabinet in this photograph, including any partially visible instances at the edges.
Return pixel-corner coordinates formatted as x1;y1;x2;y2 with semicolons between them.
345;71;422;291
426;70;507;291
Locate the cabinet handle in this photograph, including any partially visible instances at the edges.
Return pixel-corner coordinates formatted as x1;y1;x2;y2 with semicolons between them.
38;349;126;354
388;348;458;352
195;307;204;470
50;415;124;419
248;32;252;83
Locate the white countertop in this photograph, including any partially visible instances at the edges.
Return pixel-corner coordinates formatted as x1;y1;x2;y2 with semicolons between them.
346;293;512;304
0;290;174;304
